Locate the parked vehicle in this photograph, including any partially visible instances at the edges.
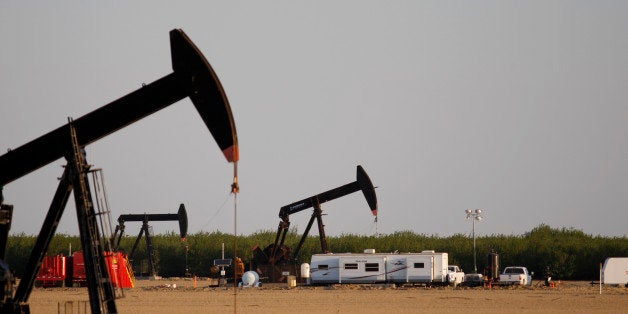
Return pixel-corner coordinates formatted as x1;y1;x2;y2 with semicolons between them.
463;273;484;287
499;266;532;286
602;257;628;286
309;249;448;285
446;265;465;285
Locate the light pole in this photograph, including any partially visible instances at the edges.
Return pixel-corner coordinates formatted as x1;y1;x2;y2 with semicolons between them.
465;209;483;273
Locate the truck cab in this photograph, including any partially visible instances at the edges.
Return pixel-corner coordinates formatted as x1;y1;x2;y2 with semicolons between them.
446;265;465;285
499;266;532;286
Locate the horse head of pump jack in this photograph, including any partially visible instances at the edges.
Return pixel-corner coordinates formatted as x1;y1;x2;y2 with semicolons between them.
0;29;238;188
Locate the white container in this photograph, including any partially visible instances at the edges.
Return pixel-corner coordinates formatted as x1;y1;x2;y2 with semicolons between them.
602;257;628;285
301;263;311;278
287;275;297;287
241;271;259;287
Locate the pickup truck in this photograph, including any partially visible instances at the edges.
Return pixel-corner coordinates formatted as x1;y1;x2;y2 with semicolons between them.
446;265;465;285
499;266;532;286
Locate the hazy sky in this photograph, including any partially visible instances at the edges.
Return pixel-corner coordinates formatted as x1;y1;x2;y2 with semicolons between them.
1;1;627;239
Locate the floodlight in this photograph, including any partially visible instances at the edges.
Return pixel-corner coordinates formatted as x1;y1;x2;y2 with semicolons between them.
464;208;485;273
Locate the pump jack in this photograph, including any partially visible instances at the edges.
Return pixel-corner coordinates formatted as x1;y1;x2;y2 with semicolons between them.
0;29;238;313
253;165;377;282
111;204;188;278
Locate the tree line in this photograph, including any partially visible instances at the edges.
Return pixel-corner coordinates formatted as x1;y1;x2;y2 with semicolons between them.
4;224;626;280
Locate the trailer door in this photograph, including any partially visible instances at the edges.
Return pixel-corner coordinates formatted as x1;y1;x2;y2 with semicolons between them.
386;256;408;283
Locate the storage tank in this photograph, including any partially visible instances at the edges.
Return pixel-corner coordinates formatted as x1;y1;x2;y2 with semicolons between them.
301;263;311;285
301;263;310;278
240;271;259;287
486;251;500;281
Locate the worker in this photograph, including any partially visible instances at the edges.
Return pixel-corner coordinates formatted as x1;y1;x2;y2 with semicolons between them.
234;257;245;281
544;266;553;287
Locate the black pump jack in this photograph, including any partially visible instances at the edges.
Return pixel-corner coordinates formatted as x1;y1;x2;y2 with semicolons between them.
0;29;238;314
111;204;188;278
262;165;378;267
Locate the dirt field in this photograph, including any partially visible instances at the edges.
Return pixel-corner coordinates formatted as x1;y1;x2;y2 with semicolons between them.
27;278;627;313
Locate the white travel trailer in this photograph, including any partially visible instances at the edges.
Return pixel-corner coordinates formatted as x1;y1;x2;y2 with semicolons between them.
309;250;449;285
602;257;628;286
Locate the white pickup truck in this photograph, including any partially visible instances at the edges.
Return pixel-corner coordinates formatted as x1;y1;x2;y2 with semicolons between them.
446;265;465;285
499;266;532;286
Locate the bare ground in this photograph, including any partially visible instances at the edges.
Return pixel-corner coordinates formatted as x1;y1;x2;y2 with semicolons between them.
27;279;627;313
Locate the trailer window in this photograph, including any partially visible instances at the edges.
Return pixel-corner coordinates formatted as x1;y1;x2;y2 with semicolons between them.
365;263;379;272
414;263;425;268
344;263;358;270
317;264;328;270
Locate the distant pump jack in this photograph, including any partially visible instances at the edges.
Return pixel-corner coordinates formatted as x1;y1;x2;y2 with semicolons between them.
111;204;188;278
253;165;378;283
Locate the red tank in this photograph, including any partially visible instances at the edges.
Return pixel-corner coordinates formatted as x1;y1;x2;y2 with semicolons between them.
105;251;134;288
71;251;87;287
37;251;134;288
36;255;67;287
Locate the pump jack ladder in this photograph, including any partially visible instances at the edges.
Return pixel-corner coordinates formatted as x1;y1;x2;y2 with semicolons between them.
10;120;120;312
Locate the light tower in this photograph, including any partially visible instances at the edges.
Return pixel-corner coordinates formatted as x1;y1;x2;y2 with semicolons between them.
465;209;483;273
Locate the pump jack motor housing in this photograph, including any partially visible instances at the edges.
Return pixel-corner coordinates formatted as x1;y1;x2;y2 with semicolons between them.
0;29;238;314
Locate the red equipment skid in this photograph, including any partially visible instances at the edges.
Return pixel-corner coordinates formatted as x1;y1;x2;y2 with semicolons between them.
35;255;66;287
